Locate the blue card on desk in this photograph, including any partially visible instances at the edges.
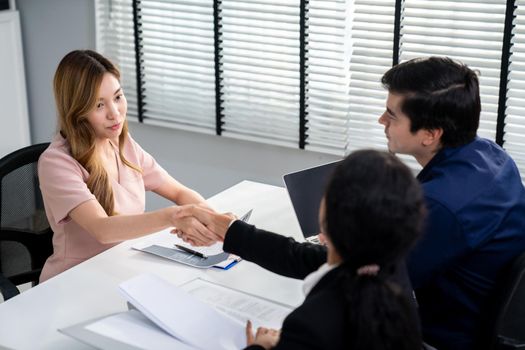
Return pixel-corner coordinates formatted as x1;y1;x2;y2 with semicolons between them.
213;255;241;270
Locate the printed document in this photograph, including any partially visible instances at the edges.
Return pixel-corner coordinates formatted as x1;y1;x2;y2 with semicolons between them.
180;278;291;329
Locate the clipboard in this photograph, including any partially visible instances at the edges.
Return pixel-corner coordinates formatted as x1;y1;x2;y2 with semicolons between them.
132;209;252;269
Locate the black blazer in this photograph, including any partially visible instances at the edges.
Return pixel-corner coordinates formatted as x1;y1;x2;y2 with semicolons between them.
223;221;415;350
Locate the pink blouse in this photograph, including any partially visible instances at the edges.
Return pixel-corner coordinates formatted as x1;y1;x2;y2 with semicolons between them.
38;134;169;282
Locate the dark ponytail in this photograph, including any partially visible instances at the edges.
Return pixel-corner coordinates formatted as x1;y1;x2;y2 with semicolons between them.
342;265;421;350
324;150;425;350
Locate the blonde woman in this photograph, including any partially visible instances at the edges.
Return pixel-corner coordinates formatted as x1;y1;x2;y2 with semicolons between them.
38;50;214;282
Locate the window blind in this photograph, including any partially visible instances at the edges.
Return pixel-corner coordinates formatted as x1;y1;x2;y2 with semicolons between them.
506;1;525;181
344;0;395;155
95;1;525;181
140;0;216;134
304;0;352;155
400;0;507;142
95;0;139;121
219;0;301;148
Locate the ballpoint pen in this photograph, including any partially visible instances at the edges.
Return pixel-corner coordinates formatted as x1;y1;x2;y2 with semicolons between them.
240;209;253;222
174;244;207;259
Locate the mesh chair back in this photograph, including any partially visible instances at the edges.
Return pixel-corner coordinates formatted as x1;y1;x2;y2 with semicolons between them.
0;143;53;290
490;251;525;349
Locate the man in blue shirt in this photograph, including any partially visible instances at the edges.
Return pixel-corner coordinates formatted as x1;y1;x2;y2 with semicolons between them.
379;57;525;350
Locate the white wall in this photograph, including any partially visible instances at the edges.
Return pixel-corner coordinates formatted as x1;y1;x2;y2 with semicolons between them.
17;0;96;143
17;0;340;209
129;123;339;209
0;10;30;157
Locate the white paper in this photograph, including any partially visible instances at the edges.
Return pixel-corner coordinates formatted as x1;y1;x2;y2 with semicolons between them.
181;279;292;330
119;273;245;350
85;310;197;350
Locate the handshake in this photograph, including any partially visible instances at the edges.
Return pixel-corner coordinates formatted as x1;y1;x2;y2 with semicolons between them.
169;204;237;247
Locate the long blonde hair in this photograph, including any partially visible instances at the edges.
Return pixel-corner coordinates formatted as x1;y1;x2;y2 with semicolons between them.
53;50;141;215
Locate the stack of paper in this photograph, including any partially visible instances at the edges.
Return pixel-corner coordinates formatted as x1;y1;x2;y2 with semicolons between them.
120;274;245;349
59;273;292;350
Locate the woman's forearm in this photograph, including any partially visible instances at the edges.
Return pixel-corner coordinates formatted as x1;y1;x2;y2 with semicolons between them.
88;207;174;244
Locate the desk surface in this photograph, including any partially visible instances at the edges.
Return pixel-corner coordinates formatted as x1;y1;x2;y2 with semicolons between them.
0;181;305;349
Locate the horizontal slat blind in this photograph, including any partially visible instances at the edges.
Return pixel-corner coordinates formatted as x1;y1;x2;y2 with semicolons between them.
506;1;525;181
344;0;395;155
304;0;351;155
95;1;525;181
219;0;301;148
140;0;216;134
95;0;139;121
400;0;507;142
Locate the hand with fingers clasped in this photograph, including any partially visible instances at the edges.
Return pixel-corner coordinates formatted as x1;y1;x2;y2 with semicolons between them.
169;204;236;246
169;215;216;246
246;320;280;350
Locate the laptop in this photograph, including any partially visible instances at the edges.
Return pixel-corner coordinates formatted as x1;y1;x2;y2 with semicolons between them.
283;160;341;243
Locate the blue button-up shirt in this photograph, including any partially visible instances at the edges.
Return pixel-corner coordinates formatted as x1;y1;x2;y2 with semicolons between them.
408;137;525;350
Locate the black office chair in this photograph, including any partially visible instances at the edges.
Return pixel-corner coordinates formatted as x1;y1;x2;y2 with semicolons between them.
489;251;525;349
0;143;53;301
0;271;19;300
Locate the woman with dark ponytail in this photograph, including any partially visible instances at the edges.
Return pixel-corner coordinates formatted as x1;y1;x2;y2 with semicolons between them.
174;150;426;350
324;150;424;350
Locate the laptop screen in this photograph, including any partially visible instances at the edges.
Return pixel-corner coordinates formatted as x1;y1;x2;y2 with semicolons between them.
283;160;341;238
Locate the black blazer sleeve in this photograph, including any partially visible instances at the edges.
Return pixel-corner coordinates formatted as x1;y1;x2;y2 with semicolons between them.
223;220;327;279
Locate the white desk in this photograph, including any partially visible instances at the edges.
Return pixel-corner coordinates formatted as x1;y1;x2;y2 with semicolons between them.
0;181;305;349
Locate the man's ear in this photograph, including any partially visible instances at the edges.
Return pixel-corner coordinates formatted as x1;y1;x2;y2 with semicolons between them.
422;128;443;147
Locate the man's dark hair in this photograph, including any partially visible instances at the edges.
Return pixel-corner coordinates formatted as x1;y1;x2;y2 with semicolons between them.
381;57;480;148
324;150;425;349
